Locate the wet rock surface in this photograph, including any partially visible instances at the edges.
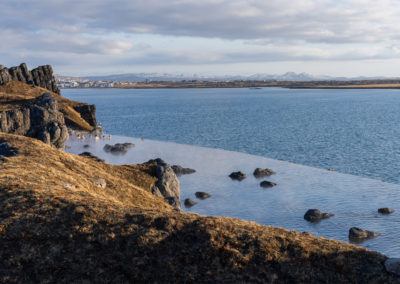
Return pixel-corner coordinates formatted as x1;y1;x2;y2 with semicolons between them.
104;143;134;154
171;165;196;176
149;158;181;211
229;171;247;181
378;208;395;214
0;63;60;94
195;192;211;199
349;227;380;242
184;198;197;207
304;209;334;222
253;168;276;178
260;180;277;188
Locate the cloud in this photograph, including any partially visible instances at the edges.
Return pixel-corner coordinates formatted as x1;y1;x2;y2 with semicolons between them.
2;0;400;75
3;0;400;43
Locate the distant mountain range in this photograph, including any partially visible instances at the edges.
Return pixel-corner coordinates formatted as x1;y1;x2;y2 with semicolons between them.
56;72;393;83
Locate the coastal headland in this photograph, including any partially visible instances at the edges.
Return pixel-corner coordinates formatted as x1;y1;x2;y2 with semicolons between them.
0;63;399;282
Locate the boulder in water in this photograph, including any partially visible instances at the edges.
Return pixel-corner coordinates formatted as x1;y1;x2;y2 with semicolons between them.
229;171;246;181
304;209;334;222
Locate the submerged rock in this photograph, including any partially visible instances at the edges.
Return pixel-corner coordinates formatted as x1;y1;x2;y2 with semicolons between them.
304;209;334;222
195;192;211;200
349;227;380;242
184;198;197;207
171;165;196;176
378;208;394;214
79;152;105;163
103;143;134;154
253;168;276;178
229;171;247;181
260;180;277;188
149;158;182;211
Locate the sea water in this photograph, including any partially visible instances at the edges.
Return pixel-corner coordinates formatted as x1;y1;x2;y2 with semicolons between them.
63;87;400;184
63;87;400;256
67;135;400;257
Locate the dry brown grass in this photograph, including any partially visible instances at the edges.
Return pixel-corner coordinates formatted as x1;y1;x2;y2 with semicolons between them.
0;81;94;131
0;133;397;282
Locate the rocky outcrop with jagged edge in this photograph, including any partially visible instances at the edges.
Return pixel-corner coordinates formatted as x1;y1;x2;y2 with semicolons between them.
0;93;68;148
0;63;60;94
149;158;182;211
72;104;97;128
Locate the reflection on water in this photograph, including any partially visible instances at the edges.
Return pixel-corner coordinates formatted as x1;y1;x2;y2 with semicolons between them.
67;135;400;257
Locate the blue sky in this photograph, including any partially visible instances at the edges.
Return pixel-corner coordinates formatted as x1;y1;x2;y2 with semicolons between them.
2;0;400;77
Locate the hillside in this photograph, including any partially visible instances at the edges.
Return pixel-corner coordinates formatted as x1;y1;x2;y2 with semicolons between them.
0;81;94;131
0;133;397;282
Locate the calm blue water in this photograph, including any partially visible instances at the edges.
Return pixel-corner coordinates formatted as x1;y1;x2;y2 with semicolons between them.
63;87;400;184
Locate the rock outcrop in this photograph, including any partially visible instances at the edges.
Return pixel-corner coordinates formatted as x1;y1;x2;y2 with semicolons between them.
304;209;334;222
103;143;135;154
229;171;247;181
184;198;197;207
378;208;395;214
195;191;211;199
73;104;97;128
349;227;380;242
0;63;60;94
260;180;277;188
171;165;196;176
150;158;182;211
253;168;276;178
0;93;68;148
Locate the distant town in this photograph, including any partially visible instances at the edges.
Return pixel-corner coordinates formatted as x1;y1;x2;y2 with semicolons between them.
55;74;400;89
56;75;118;88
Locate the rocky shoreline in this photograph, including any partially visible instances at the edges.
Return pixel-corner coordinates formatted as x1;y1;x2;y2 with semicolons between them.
0;64;399;282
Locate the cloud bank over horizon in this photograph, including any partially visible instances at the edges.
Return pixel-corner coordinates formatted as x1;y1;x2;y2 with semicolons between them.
2;0;400;76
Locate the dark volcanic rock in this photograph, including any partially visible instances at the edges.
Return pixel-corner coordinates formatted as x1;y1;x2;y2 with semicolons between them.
28;93;68;148
184;198;197;207
229;171;247;181
0;142;19;158
0;93;68;148
349;227;380;242
378;208;395;214
195;192;211;199
0;63;60;94
104;143;134;154
260;180;277;188
73;104;97;128
79;152;105;163
149;159;182;211
304;209;334;222
385;258;400;276
172;165;196;176
253;168;276;178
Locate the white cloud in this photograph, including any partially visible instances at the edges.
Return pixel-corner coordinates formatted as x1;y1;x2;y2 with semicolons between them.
2;0;400;76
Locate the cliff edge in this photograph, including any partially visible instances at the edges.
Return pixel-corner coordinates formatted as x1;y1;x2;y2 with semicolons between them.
0;63;60;94
0;78;98;148
0;133;397;283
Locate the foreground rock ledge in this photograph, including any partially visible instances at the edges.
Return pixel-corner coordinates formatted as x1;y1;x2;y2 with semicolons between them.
0;133;398;283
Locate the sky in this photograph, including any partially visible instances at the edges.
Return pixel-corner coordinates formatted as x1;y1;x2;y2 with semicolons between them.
2;0;400;77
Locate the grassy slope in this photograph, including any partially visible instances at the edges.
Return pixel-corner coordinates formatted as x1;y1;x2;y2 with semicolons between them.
0;81;94;131
0;133;397;283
